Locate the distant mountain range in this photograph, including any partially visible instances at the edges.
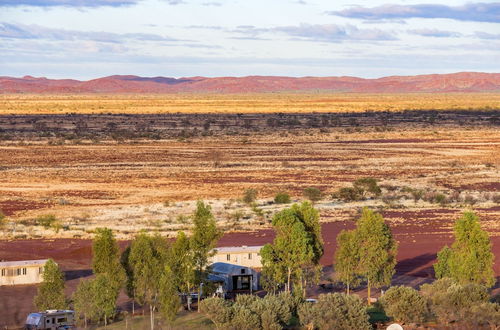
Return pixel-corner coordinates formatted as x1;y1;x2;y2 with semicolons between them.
1;72;499;93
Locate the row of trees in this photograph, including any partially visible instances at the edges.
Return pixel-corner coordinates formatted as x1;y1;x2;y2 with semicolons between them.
34;200;221;329
33;203;496;328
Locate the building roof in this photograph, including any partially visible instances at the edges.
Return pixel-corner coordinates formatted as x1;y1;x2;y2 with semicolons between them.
214;245;263;254
0;259;49;268
211;262;256;274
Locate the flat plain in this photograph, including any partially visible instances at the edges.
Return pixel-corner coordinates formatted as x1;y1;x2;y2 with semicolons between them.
0;93;499;327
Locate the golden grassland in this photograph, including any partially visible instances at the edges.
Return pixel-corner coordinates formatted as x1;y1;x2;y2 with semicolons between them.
1;93;499;114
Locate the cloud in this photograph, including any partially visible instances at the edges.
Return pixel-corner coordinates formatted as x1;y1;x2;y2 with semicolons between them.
0;22;178;43
0;0;139;7
327;3;500;23
408;29;462;38
274;23;397;42
474;31;500;40
202;2;222;6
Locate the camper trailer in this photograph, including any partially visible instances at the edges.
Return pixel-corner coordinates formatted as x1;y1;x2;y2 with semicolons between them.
24;310;75;330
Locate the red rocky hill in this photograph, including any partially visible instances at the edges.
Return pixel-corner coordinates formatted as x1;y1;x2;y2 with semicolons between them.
1;72;499;93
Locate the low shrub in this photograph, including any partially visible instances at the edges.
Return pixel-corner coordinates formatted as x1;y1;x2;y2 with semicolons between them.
36;214;57;229
274;192;291;204
303;187;322;202
420;278;489;324
380;286;429;324
243;188;258;204
298;293;371;330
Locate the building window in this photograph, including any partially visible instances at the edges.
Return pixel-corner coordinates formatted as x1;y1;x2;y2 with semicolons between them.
22;268;27;275
39;267;43;274
1;269;4;276
226;254;230;261
248;253;252;260
16;268;22;276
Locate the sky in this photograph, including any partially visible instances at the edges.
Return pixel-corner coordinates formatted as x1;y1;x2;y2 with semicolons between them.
0;0;499;79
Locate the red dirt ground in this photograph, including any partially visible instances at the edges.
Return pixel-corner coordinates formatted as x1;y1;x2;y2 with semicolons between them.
1;209;499;328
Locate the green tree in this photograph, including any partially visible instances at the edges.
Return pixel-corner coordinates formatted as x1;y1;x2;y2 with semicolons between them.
34;259;66;311
92;273;119;326
128;232;169;330
298;293;371;330
158;265;181;324
120;246;137;314
261;202;323;294
92;227;125;288
243;188;258;204
169;231;195;310
380;286;429;324
334;230;361;294
73;279;95;328
434;211;495;287
356;208;398;304
303;187;322;203
190;201;221;311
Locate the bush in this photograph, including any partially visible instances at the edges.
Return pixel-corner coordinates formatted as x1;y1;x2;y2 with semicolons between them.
303;187;322;202
243;188;258;204
200;297;232;328
380;286;429;324
467;302;500;329
0;210;5;227
298;293;371;330
353;177;381;197
274;192;291;204
336;187;362;202
420;278;489;324
36;214;57;229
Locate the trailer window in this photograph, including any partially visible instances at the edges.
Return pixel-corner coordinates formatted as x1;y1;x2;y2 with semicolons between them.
57;317;67;323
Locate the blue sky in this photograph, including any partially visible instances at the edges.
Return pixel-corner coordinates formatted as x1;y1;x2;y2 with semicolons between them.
0;0;498;79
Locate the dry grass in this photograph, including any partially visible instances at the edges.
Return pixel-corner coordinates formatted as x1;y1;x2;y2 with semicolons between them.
0;93;499;114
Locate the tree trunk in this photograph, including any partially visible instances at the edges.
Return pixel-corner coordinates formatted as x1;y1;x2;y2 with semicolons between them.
84;315;87;329
197;286;201;313
132;299;135;315
104;315;107;327
287;267;292;293
347;283;350;295
367;279;371;305
150;304;154;330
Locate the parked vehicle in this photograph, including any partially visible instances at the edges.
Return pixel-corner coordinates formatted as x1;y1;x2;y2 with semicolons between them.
24;310;75;330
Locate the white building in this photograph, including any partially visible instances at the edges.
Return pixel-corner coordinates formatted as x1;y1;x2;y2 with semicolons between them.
210;245;263;268
0;259;48;286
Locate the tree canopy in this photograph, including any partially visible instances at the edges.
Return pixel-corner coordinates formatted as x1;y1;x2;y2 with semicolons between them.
34;259;66;311
434;211;495;287
261;202;323;294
